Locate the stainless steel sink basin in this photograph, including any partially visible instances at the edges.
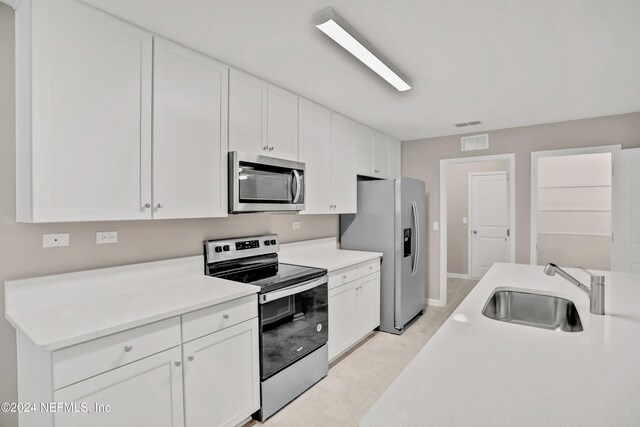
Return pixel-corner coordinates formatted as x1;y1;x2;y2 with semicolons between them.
482;288;583;332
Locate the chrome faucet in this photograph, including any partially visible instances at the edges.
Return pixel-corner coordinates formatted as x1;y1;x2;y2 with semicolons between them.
543;263;605;315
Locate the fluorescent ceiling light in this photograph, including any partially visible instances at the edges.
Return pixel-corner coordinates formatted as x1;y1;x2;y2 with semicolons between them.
313;8;412;92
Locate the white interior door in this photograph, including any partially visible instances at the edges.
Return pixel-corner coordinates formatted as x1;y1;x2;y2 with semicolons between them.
469;172;510;279
612;148;640;273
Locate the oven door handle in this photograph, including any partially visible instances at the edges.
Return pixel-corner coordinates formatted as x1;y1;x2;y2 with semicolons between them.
292;170;301;204
259;276;328;304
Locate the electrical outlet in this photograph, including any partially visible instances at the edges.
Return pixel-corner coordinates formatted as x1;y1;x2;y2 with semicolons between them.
462;217;468;224
43;233;70;248
96;231;118;244
292;221;301;230
432;222;439;231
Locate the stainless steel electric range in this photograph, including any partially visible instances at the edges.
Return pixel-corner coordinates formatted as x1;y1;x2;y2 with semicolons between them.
204;234;329;421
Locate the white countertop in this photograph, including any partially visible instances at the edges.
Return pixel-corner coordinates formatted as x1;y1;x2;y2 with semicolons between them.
4;256;259;350
361;263;640;427
279;238;382;272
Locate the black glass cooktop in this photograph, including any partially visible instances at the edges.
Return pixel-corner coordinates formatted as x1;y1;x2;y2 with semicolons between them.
214;262;326;294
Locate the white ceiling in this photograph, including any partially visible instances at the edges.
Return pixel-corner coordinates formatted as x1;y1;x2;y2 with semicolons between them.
83;0;640;140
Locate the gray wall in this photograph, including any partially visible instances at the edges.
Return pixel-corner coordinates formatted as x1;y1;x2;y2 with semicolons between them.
446;160;508;275
403;112;640;301
0;5;337;426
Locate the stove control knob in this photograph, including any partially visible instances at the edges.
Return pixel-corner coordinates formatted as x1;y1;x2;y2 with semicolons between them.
270;239;277;245
223;245;230;252
264;240;270;246
215;246;222;253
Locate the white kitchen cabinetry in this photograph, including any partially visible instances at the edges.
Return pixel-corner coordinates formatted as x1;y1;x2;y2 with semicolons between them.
13;293;259;427
298;98;333;213
355;124;375;176
229;69;268;155
229;69;298;160
267;84;299;161
54;346;185;427
355;127;401;179
328;259;381;361
182;318;260;427
299;102;357;214
330;113;357;213
15;0;153;222
153;38;228;219
389;137;401;178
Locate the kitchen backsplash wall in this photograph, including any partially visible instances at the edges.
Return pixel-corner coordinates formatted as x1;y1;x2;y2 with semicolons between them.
0;5;336;427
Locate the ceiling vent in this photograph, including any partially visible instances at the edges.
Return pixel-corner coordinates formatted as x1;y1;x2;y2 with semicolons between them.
461;134;489;152
455;120;482;128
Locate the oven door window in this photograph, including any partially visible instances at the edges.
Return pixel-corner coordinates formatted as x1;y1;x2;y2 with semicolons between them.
239;162;301;204
260;283;328;380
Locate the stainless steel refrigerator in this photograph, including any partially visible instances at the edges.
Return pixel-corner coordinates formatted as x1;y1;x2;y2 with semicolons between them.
340;178;426;334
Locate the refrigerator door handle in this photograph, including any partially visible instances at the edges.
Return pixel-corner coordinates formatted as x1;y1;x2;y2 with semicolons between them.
412;201;420;276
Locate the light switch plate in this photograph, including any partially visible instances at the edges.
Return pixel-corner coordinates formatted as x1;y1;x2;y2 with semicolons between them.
96;231;118;244
463;217;468;224
432;222;439;231
292;221;301;230
43;233;70;248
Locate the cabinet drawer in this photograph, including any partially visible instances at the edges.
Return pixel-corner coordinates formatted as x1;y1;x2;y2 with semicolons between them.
328;265;359;289
358;259;380;276
182;295;258;342
53;317;181;390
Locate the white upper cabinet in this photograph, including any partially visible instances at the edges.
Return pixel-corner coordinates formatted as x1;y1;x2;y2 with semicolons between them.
354;126;401;179
228;68;268;155
373;132;392;177
389;137;401;178
153;38;228;219
229;69;299;160
16;0;153;222
355;124;375;176
267;84;298;161
299;98;333;213
331;113;357;213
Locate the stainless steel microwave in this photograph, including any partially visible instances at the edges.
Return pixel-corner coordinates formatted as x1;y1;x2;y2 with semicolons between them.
228;152;305;213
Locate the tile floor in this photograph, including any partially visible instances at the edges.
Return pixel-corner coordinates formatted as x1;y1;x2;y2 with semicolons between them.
245;277;478;427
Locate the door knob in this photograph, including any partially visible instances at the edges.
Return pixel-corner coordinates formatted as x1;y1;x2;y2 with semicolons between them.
472;230;478;234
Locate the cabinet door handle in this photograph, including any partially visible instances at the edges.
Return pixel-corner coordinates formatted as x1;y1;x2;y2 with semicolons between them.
269;146;274;151
156;203;163;209
374;169;380;173
174;361;182;367
143;203;151;209
223;314;229;319
263;146;268;151
187;356;195;362
124;345;133;353
342;275;347;279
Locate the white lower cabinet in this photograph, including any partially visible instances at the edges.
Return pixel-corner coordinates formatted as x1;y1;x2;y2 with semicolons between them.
54;346;185;427
328;281;357;359
182;318;260;427
328;260;381;361
17;295;260;427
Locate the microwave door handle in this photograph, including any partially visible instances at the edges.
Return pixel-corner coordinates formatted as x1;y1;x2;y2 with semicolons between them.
292;170;301;203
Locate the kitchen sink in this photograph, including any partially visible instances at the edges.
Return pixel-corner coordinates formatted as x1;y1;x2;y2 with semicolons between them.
481;288;583;332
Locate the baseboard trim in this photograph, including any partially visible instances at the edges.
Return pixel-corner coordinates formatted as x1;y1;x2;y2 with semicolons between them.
447;273;469;279
427;298;445;307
